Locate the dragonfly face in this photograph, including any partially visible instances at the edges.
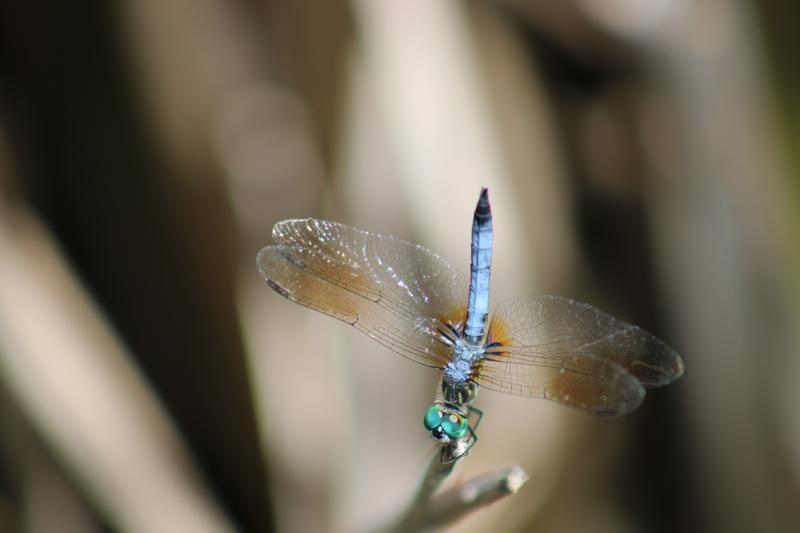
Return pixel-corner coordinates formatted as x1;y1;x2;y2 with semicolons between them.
257;188;685;460
423;405;469;442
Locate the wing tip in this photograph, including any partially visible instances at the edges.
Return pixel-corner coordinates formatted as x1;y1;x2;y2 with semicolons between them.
635;349;686;389
266;278;290;298
548;378;646;418
255;245;273;279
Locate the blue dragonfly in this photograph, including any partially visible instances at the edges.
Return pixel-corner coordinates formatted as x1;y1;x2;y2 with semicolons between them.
257;188;684;459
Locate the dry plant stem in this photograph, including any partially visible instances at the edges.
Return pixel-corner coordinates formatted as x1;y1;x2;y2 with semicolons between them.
384;447;528;532
0;207;236;533
425;465;529;530
383;449;455;533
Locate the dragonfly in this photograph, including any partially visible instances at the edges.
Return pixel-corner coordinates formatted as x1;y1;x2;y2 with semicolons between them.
257;188;684;460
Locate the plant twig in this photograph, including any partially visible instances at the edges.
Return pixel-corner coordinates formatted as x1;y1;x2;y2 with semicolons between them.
406;446;462;514
424;465;528;530
382;444;528;532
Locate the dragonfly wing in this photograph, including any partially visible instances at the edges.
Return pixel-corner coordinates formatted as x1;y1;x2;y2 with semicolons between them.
257;219;469;369
477;295;684;416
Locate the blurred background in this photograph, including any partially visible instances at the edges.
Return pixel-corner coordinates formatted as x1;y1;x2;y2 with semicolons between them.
0;0;798;532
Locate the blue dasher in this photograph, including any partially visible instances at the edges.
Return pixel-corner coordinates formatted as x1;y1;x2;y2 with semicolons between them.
257;188;684;459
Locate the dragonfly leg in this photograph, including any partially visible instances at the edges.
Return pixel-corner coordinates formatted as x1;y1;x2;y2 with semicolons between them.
440;431;476;463
440;446;459;464
449;406;482;459
463;424;478;455
468;405;484;431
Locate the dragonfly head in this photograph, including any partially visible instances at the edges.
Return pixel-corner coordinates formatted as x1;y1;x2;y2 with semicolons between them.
423;405;469;442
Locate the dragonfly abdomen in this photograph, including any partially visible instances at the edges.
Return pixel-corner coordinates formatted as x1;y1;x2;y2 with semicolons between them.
464;188;493;343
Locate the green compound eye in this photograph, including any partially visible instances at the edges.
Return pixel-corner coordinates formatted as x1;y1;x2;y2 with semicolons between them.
423;405;443;431
440;412;468;439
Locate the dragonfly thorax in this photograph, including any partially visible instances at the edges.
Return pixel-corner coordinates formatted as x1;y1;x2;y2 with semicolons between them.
442;337;483;401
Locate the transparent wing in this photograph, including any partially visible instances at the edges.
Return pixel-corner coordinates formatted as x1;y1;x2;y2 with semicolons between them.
477;295;685;416
257;219;469;368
